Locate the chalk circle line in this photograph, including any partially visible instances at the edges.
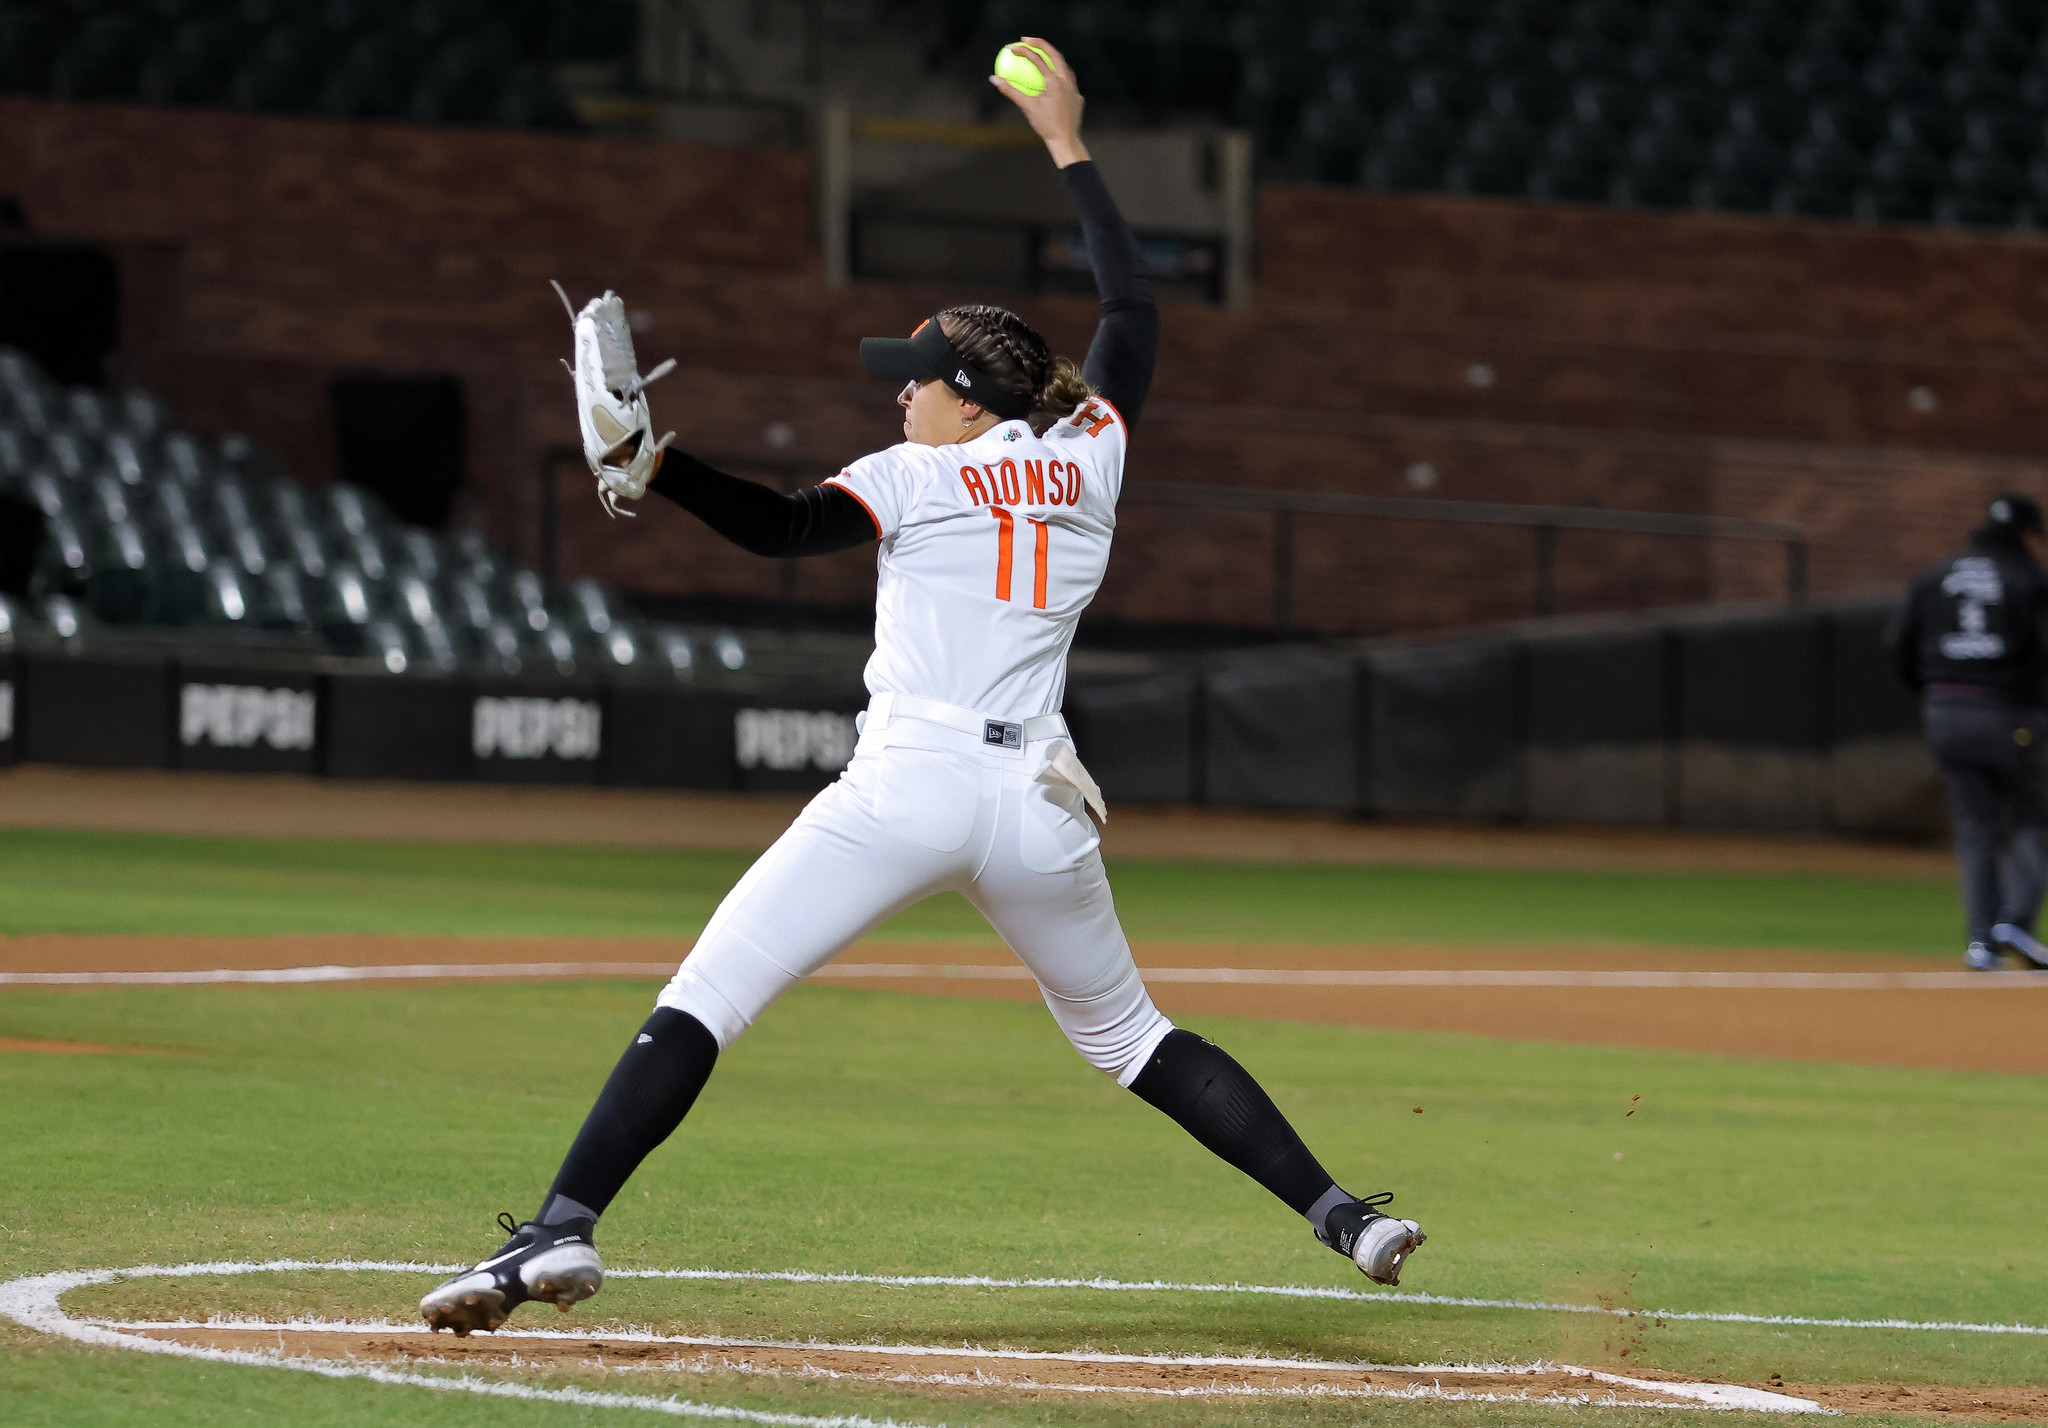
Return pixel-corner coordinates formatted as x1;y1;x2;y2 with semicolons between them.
5;1258;2033;1419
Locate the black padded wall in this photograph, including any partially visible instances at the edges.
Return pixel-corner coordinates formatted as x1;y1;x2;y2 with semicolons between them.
1827;602;1941;838
1827;604;1919;743
1672;613;1827;830
1065;671;1201;804
1202;656;1359;811
1524;629;1667;824
1675;615;1826;747
320;672;472;780
1365;641;1522;819
20;654;170;767
604;686;742;790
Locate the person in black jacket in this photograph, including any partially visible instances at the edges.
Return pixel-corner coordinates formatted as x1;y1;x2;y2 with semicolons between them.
1888;493;2048;970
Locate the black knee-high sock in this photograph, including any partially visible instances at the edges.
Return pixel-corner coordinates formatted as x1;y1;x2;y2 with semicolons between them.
537;1008;719;1223
1129;1029;1339;1216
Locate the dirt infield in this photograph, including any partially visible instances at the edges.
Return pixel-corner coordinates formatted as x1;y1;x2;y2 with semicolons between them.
6;933;2043;1075
115;1323;1817;1412
93;1323;2048;1420
0;764;1953;877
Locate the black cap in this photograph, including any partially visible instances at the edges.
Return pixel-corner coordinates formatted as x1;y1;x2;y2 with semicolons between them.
858;318;1035;420
1989;492;2044;536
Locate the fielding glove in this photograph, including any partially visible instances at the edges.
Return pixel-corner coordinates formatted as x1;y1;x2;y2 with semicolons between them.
553;281;675;518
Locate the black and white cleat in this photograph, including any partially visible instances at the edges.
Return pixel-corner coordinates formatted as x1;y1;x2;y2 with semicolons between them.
420;1212;604;1335
1319;1192;1427;1287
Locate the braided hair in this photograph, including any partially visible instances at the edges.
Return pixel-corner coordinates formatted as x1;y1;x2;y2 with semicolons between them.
936;305;1094;435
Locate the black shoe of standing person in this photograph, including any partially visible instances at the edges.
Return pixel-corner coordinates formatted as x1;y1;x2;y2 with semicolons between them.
1991;923;2048;970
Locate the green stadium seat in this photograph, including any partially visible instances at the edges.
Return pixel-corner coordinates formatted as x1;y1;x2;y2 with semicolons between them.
1614;122;1705;210
0;7;65;94
1863;140;1946;220
1291;98;1374;183
49;14;154;102
1364;105;1456;191
410;28;518;125
1698;129;1786;213
1942;147;2026;225
1532;118;1620;203
321;28;421;119
1784;135;1864;217
228;24;332;114
1450;110;1538;196
1810;95;1886;152
137;19;247;106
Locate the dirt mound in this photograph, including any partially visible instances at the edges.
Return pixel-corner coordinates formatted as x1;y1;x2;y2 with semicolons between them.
1786;1381;2048;1422
126;1323;1812;1411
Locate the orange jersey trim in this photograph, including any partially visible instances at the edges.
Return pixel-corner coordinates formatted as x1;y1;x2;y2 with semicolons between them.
822;476;884;541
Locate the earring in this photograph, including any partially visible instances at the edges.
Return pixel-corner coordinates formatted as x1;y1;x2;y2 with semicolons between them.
961;413;975;426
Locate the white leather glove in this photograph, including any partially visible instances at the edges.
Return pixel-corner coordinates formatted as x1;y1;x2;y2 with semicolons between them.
553;281;675;518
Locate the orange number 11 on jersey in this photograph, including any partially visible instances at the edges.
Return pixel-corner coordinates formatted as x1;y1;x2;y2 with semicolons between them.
990;508;1049;610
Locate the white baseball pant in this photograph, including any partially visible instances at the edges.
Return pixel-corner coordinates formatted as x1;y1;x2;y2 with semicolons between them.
657;699;1175;1085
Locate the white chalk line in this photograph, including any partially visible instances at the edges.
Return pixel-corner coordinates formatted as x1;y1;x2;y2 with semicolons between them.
0;962;678;985
4;962;2040;990
87;1315;1802;1413
825;965;2048;992
0;1259;1824;1416
0;1261;929;1427
602;1266;2048;1338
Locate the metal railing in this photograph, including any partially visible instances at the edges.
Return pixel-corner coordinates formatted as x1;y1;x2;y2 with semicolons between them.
1122;482;1810;629
538;449;1810;629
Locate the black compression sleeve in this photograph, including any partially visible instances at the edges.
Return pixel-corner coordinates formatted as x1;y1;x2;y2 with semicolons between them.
545;1008;719;1219
1061;160;1159;424
649;450;878;556
1129;1029;1338;1215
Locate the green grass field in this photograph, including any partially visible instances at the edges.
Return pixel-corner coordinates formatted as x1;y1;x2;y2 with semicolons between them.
0;827;1964;952
2;828;2039;1427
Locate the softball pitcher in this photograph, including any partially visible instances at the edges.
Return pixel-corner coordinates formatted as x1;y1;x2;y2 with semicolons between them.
422;40;1426;1335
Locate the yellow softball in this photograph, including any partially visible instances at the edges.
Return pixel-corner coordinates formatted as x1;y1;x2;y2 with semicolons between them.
993;42;1053;97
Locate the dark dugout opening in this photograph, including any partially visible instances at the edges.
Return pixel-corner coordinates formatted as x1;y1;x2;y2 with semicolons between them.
330;374;467;529
0;243;120;386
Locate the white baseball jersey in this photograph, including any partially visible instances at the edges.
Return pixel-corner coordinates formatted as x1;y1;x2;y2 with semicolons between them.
824;397;1128;720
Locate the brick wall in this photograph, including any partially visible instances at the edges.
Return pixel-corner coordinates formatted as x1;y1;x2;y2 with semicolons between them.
3;96;2042;639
